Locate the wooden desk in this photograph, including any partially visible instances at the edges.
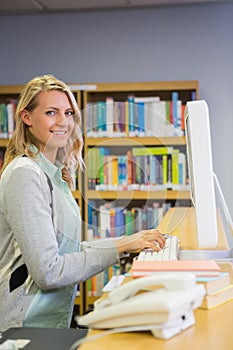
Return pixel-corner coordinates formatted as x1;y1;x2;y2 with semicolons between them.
78;208;232;349
79;299;233;350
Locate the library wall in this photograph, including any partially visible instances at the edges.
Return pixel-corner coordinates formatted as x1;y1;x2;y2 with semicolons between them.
0;2;232;217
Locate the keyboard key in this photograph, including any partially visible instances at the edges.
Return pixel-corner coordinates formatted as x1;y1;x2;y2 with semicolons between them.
137;235;179;261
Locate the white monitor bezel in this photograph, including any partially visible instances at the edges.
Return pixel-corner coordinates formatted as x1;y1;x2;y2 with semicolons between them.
185;100;218;248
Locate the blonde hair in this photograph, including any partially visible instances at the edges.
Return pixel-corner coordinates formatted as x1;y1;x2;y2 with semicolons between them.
1;74;84;183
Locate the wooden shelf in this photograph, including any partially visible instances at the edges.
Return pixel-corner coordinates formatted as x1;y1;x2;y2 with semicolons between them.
83;80;199;93
0;85;22;94
72;190;81;200
85;190;190;201
0;139;9;147
85;136;186;147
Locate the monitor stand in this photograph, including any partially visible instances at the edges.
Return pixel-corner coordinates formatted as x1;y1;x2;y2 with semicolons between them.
180;173;233;261
158;175;233;261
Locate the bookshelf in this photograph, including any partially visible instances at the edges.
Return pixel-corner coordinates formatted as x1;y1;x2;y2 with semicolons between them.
82;80;199;311
0;85;22;172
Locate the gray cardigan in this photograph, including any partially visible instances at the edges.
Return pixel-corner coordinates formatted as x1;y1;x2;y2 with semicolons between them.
0;155;119;331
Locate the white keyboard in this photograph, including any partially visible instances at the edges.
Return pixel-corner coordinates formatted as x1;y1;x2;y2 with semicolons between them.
137;235;179;261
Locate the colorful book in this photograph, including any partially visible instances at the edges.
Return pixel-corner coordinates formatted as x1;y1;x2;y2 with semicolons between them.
127;150;133;187
178;152;187;185
131;259;221;278
150;98;165;137
217;261;233;284
199;284;233;309
98;147;105;188
124;209;133;236
162;154;167;185
99;204;111;238
115;207;125;237
112;155;118;188
172;91;178;128
134;98;145;135
149;155;156;186
171;150;179;186
127;95;135;135
196;272;230;294
0;103;7;138
132;146;173;157
7;100;16;138
97;101;106;134
106;96;114;136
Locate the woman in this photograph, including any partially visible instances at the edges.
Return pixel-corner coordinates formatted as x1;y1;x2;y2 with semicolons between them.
0;74;165;331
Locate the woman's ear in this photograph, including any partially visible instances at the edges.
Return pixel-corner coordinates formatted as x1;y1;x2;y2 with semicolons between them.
20;110;32;126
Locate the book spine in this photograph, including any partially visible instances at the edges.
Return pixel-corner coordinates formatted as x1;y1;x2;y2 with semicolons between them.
106;97;114;136
7;101;15;138
172;91;178;128
127;95;135;136
124;209;133;236
137;101;145;136
132;146;172;157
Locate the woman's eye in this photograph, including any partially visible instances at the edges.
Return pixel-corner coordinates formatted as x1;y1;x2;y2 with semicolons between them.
46;110;56;116
66;110;74;117
45;110;74;118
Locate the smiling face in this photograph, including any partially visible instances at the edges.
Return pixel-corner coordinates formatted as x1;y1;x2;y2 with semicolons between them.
20;90;75;163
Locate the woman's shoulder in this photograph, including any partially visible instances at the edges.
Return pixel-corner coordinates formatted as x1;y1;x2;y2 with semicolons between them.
1;155;43;184
8;155;40;170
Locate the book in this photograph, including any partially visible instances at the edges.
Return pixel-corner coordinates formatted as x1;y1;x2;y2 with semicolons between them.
99;204;111;238
97;101;106;135
127;95;135;136
171;150;179;186
216;261;233;283
7;100;16;138
124;209;133;236
199;284;233;309
172;91;178;128
106;96;114;136
134;99;145;135
131;259;221;277
132;146;174;157
196;272;230;293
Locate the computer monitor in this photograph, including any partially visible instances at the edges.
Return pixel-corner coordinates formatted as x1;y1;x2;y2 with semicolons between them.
185;100;220;248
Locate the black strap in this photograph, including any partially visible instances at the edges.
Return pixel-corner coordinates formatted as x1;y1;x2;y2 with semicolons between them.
9;155;55;292
44;172;54;225
9;264;28;292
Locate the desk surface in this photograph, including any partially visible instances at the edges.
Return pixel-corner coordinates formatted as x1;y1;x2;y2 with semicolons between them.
79;208;232;350
79;299;233;350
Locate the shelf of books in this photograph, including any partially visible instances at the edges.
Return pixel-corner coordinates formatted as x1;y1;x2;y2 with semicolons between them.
0;85;22;172
82;80;199;311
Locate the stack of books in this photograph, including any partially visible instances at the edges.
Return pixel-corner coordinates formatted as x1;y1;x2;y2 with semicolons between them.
131;259;233;309
131;259;221;278
197;272;233;309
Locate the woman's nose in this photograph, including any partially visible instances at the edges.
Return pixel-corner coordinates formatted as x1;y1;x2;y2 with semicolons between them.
56;112;67;124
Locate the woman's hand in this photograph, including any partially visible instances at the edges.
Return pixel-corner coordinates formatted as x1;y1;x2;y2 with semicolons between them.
115;229;166;254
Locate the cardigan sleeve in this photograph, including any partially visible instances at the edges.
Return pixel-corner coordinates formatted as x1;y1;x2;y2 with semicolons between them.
2;165;120;290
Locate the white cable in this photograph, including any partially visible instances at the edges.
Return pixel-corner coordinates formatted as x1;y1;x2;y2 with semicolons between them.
213;173;233;236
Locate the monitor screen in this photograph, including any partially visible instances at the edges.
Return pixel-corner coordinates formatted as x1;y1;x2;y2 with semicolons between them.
184;100;218;248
